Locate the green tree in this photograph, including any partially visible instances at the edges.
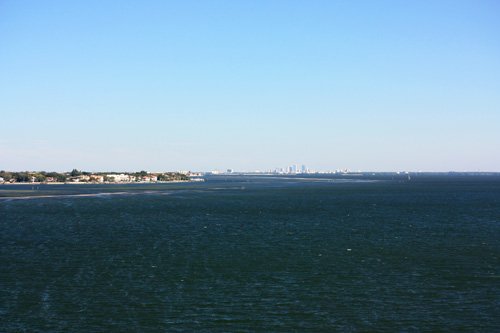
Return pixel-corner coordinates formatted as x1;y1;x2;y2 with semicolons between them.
57;174;67;182
15;172;30;182
35;174;46;182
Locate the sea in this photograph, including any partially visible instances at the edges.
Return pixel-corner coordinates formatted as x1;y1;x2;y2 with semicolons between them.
1;174;499;332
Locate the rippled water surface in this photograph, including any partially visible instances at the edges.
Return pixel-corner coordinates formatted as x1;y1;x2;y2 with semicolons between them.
1;175;499;332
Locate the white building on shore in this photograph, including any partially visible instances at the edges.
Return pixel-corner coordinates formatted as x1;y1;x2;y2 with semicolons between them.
107;174;132;182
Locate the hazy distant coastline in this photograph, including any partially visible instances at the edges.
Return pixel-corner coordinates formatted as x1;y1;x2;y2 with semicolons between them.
2;169;498;186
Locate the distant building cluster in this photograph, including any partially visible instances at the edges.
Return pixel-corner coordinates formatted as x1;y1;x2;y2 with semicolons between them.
206;164;351;175
273;164;310;174
270;165;352;174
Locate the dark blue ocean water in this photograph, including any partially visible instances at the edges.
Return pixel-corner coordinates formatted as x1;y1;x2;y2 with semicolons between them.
1;174;499;332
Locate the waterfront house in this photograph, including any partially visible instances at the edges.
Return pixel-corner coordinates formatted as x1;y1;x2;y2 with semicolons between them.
142;175;158;182
90;175;104;183
107;174;131;182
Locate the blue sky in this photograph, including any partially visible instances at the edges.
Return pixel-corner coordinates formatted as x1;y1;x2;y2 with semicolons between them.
1;0;499;172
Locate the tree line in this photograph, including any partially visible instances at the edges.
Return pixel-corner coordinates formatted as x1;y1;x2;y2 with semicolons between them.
0;169;190;183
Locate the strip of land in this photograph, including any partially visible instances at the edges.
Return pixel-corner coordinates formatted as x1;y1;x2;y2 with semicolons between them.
0;169;204;184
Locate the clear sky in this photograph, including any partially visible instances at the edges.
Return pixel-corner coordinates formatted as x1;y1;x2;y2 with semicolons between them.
1;0;499;172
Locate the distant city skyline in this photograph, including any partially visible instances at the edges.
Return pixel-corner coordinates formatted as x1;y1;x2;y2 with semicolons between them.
1;1;499;172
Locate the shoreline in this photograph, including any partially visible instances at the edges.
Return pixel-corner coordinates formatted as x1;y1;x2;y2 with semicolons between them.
0;179;204;186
